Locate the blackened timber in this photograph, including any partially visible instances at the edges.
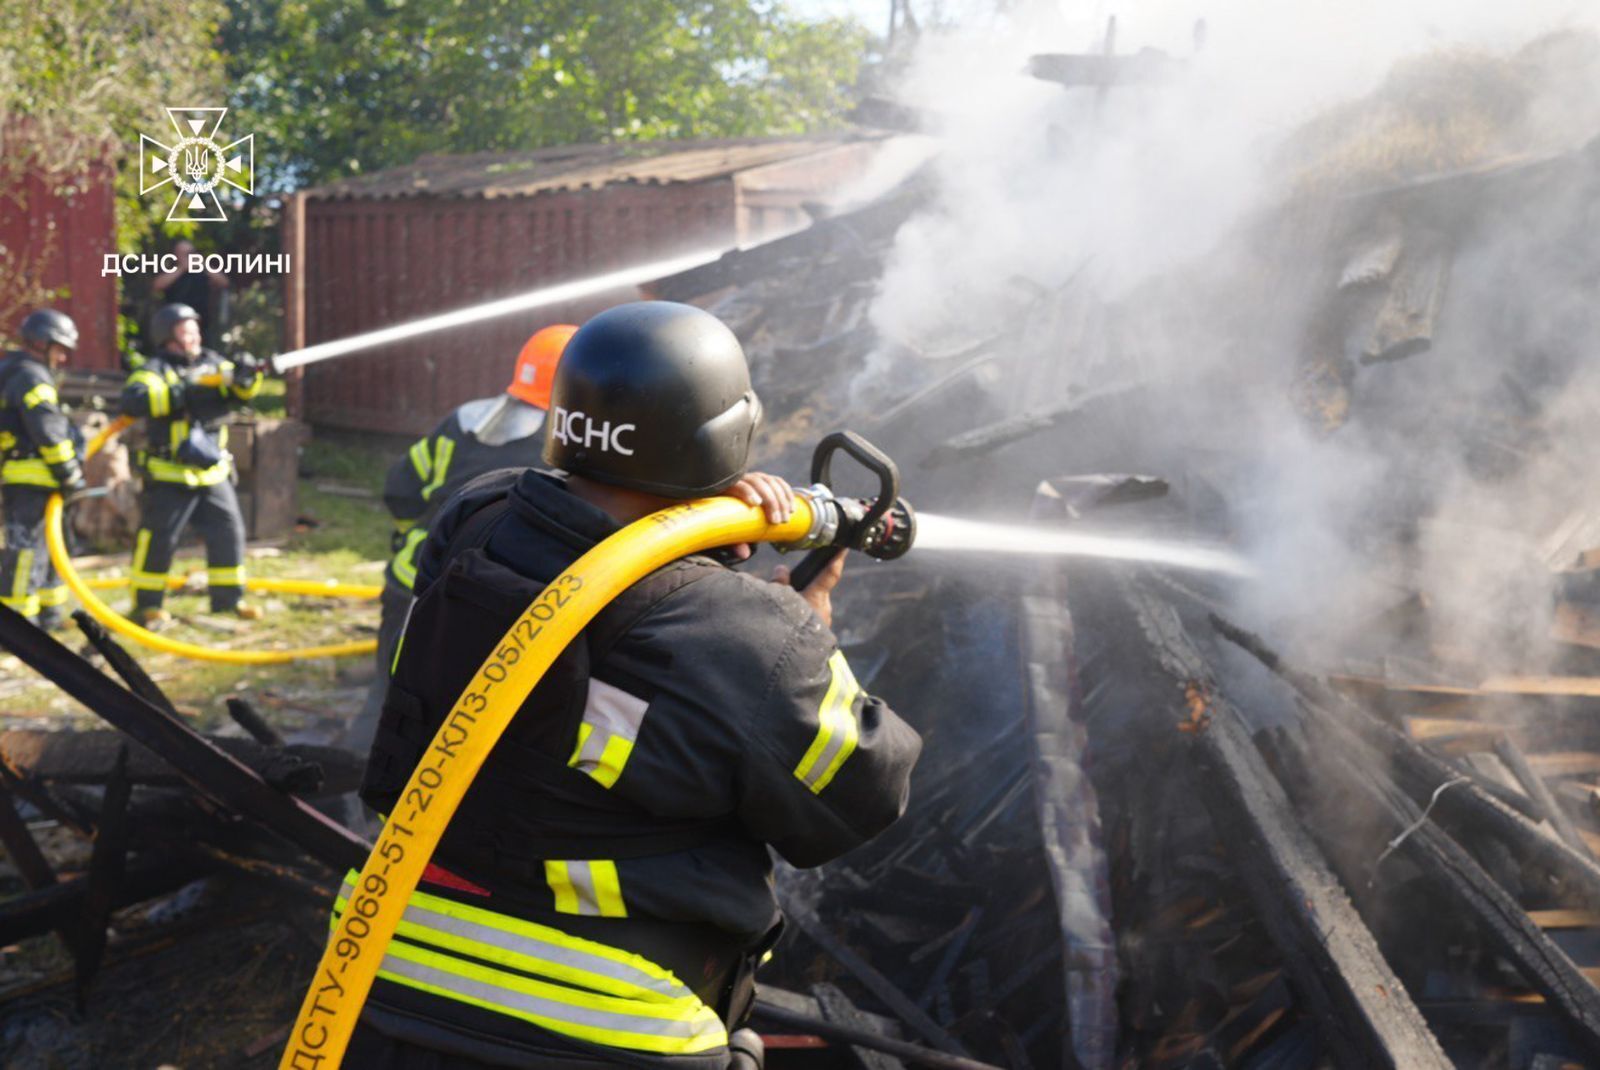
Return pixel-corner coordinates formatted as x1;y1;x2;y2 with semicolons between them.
71;610;179;717
1125;585;1450;1068
1209;611;1600;910
1494;734;1599;862
1300;711;1600;1058
1191;698;1450;1068
0;729;359;796
226;697;286;747
74;745;131;1007
811;982;909;1070
781;901;971;1057
0;784;79;956
1017;551;1116;1070
0;852;215;946
0;603;368;872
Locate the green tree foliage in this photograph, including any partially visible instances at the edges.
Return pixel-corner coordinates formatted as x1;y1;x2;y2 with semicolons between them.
0;0;224;320
224;0;871;188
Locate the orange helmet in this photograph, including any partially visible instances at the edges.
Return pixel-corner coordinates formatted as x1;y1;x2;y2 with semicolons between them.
508;324;578;409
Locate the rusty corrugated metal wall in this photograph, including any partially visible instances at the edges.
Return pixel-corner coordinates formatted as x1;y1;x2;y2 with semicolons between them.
0;167;118;370
299;181;736;435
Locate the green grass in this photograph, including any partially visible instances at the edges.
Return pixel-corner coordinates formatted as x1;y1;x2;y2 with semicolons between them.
0;436;406;733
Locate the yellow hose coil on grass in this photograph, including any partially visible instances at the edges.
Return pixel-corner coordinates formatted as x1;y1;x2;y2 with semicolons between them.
279;495;816;1069
43;415;379;664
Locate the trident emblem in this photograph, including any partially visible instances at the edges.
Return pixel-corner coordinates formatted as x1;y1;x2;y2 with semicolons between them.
138;108;253;223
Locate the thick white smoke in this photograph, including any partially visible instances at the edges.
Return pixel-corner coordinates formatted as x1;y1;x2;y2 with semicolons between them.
871;1;1600;673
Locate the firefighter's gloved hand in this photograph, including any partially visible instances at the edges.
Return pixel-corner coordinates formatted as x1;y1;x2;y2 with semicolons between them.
234;353;260;389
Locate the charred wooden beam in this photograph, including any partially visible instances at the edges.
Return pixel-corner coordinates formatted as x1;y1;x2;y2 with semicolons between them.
1361;241;1451;364
1190;696;1450;1067
74;745;132;1008
1210;611;1600;910
71;610;179;717
1494;734;1598;862
0;852;215;946
781;901;971;1057
0;784;80;957
1294;710;1600;1058
226;697;285;747
922;384;1142;469
0;603;368;872
0;729;359;797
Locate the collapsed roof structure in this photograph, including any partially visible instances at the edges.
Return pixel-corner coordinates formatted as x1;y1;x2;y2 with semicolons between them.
5;24;1600;1070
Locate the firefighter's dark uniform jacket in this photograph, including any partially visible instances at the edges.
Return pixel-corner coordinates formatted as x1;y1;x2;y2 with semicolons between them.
0;351;83;619
119;346;261;487
383;395;547;592
119;347;261;610
353;468;922;1068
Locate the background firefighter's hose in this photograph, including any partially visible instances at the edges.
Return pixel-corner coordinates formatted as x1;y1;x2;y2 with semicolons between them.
279;495;816;1070
43;416;379;664
45;496;378;664
83;574;381;599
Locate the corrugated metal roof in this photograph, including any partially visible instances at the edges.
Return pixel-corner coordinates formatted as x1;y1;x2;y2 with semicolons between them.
304;132;887;201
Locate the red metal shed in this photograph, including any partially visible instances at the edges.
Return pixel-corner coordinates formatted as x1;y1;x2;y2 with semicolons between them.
284;133;893;435
0;166;118;370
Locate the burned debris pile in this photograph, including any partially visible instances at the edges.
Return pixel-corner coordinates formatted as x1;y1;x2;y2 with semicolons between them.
6;29;1600;1070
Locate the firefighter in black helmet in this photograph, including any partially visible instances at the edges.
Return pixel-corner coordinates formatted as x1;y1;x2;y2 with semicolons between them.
119;303;264;628
349;301;922;1069
0;310;88;628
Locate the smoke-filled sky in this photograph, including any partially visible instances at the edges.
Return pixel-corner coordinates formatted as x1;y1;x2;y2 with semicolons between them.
868;1;1600;673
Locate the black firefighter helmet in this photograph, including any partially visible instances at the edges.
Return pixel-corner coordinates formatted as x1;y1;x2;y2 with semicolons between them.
150;303;201;347
543;301;763;498
19;309;78;352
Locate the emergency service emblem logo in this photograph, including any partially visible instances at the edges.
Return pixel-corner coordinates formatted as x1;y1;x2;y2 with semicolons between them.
138;108;254;223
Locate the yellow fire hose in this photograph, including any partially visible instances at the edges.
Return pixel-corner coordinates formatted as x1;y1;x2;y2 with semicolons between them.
280;495;817;1069
42;416;380;664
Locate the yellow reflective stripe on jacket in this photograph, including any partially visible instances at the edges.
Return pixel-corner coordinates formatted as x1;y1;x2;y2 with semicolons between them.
37;439;75;464
408;438;433;482
36;584;68;608
0;593;39;617
390;527;429;591
1;459;60;487
545;860;627;918
333;878;726;1055
22;382;57;408
794;651;862;794
421;436;455;501
567;678;647;789
207;565;245;587
145;455;231;486
8;549;32;601
129;370;171;417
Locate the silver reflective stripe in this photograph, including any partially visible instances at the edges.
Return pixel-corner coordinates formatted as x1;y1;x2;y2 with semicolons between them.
379;941;713;1040
569;679;648;786
339;882;676;998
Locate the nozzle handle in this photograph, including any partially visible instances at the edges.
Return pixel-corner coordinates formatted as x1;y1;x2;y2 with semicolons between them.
788;546;843;592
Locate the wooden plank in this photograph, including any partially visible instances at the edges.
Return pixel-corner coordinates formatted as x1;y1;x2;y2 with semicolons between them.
1496;736;1600;862
1531;754;1600;779
1530;910;1600;930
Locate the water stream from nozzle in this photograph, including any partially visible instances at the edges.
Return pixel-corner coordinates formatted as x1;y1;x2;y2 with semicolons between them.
915;513;1255;577
272;247;729;372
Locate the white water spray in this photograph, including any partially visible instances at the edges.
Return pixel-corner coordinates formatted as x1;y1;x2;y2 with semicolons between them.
272;247;729;372
915;513;1255;578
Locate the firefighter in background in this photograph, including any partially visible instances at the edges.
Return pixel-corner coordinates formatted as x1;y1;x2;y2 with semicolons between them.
346;323;579;751
0;310;87;629
119;303;263;628
348;302;921;1068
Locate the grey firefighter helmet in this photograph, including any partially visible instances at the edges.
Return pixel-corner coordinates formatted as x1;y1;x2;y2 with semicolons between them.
543;301;763;498
19;309;78;352
150;303;201;347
